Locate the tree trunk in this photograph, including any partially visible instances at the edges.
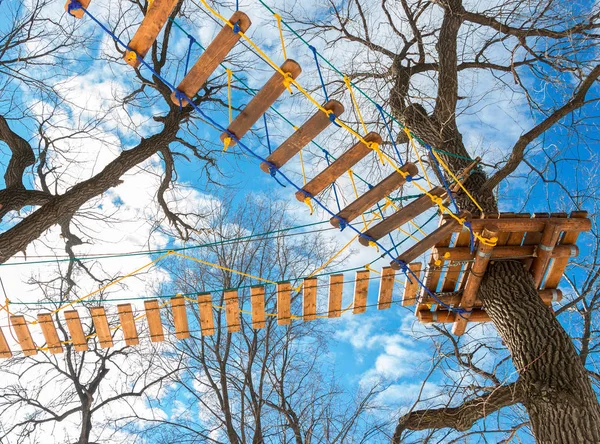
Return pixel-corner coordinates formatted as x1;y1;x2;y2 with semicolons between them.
479;260;600;443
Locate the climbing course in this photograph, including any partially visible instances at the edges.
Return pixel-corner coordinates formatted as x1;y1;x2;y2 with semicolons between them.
0;0;588;357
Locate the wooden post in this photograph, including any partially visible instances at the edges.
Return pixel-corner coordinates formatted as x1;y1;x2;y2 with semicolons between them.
171;296;190;339
171;11;252;105
65;0;91;18
452;227;498;336
10;316;37;356
144;300;165;343
295;133;382;201
303;278;317;321
0;327;11;358
401;263;422;306
530;223;563;287
277;282;291;325
353;270;370;314
328;274;344;317
331;163;419;228
421;288;562;307
220;59;302;146
260;100;344;173
251;286;266;329
197;293;215;336
64;310;89;351
90;307;113;349
38;313;63;355
359;187;445;246
224;290;241;333
419;309;491;324
117;304;139;346
124;0;180;67
441;228;472;293
378;267;395;310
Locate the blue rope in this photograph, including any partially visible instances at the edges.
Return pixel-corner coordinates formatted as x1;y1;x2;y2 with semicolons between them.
184;35;195;77
376;104;403;165
321;149;342;213
235;0;239;11
309;45;329;103
263;114;272;154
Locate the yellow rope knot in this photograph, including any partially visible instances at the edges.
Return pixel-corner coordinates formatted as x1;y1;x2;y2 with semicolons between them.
223;137;232;152
369;142;385;165
303;197;314;215
282;73;294;93
125;50;137;63
368;241;379;252
147;0;154;9
431;196;443;207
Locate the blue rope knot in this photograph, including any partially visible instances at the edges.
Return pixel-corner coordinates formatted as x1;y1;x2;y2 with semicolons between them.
367;183;374;190
174;89;187;110
334;216;348;231
68;0;82;13
359;233;376;244
405;175;413;182
396;259;409;273
187;34;196;44
233;21;241;34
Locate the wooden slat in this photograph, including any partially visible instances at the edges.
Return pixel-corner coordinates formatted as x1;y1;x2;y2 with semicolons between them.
452;227;498;336
124;0;180;67
303;278;317;321
378;267;395;310
38;313;63;355
10;315;37;356
530;223;563;287
90;307;113;349
171;297;190;339
328;274;344;317
144;300;164;343
401;263;422;306
419;309;491;324
441;229;471;293
521;213;549;270
220;59;302;146
171;11;251;105
117;304;139;346
353;270;370;314
331;163;419;228
505;213;531;246
295;133;382;201
64;310;88;351
197;293;215;336
65;0;91;18
260;100;344;173
359;187;445;246
391;211;470;270
422;288;562;307
443;215;590;233
277;282;291;325
433;244;579;262
251;286;266;329
224;290;241;333
0;327;11;358
421;218;454;301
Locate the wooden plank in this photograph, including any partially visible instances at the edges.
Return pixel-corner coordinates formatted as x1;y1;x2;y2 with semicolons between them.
452;227;498;336
422;289;562;307
402;262;422;306
391;211;471;269
331;163;419;228
421;217;454;301
117;304;139;346
303;278;317;321
224;290;241;333
171;11;251;105
65;0;91;19
521;213;549;271
220;59;302;146
419;309;491;324
260;100;344;173
277;282;291;325
197;293;215;336
124;0;180;67
442;215;591;233
171;296;190;339
10;315;37;356
295;133;382;201
251;286;266;329
0;327;11;358
505;213;531;246
441;229;471;293
359;187;446;246
90;307;113;349
144;300;165;343
64;310;88;352
328;274;344;317
38;313;63;355
353;270;370;314
530;223;563;287
378;267;395;310
433;244;579;262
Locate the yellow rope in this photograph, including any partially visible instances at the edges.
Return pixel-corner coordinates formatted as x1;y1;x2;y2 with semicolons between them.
344;75;368;136
226;68;233;124
274;14;287;61
404;128;432;188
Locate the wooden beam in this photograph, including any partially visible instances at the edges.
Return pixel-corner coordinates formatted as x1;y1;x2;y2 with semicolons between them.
353;270;370;314
64;310;88;352
421;288;562;307
277;282;291;326
359;187;445;246
391;211;471;270
401;263;422;306
124;0;180;67
144;300;165;343
0;327;11;358
224;290;241;333
442;215;591;233
303;278;317;321
530;223;563;287
378;267;395;310
220;59;302;146
171;296;190;339
331;163;419;228
328;274;344;317
197;293;215;336
38;313;63;355
65;0;91;18
10;315;37;356
251;285;266;329
433;244;579;262
260;100;344;173
419;309;491;324
117;304;139;347
90;307;113;349
452;227;498;336
171;11;251;105
295;133;382;201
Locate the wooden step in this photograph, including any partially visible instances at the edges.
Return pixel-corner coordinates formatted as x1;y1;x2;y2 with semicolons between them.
124;0;180;68
421;288;562;307
277;282;291;325
117;304;139;346
220;59;302;146
391;211;470;269
433;244;578;262
303;278;317;321
91;307;113;349
197;293;215;336
64;310;89;351
65;0;91;18
171;11;251;106
224;290;241;333
328;274;344;317
251;285;266;329
38;313;63;355
295;133;382;201
353;270;370;314
144;300;165;343
0;327;11;358
418;309;490;324
10;315;37;356
171;297;190;339
401;263;422;306
331;163;418;229
359;187;445;246
378;267;395;310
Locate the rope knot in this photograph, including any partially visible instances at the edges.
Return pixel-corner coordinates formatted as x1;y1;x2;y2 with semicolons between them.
187;34;196;44
222;137;232;152
303;197;314;215
405;175;413;182
67;0;82;13
233;21;241;34
335;216;348;231
282;73;294;93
